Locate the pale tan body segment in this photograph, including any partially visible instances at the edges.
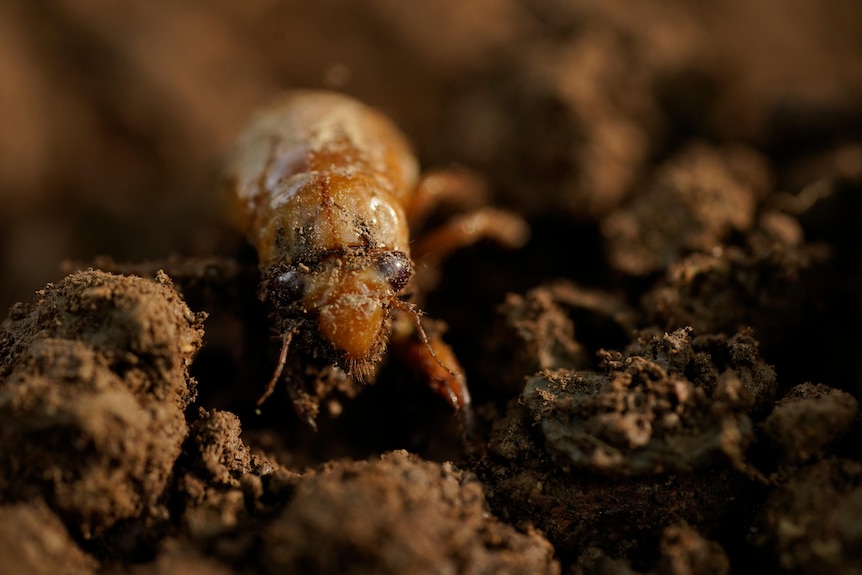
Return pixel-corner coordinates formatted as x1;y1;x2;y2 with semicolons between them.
223;90;528;430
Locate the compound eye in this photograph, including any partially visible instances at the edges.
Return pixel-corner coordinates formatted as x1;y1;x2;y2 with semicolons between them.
375;251;412;292
269;267;304;306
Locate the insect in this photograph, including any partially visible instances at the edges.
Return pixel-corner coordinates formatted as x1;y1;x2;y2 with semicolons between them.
223;90;528;432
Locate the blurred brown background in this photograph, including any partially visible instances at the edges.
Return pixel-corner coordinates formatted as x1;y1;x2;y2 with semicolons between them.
2;0;862;314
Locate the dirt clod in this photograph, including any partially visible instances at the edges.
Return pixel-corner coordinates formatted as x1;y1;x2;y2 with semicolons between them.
515;328;774;476
0;501;97;575
602;144;770;276
260;450;559;575
177;408;277;541
641;226;830;354
762;383;858;466
0;270;205;539
750;459;862;573
480;328;768;561
657;522;730;575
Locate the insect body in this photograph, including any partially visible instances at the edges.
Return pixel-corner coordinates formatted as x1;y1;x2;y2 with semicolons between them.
224;90;527;429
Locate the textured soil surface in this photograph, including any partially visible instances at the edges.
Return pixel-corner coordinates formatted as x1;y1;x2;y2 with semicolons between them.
3;1;862;573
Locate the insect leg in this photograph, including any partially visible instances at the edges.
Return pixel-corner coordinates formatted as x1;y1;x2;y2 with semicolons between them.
408;330;474;439
391;302;474;441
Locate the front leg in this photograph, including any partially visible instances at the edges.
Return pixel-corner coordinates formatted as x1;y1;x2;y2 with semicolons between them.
390;312;474;442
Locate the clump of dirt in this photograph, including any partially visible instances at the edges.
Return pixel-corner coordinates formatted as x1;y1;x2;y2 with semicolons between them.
517;328;774;476
437;7;682;220
478;301;858;569
257;450;559;575
479;327;772;561
481;439;747;566
143;436;559;574
570;522;732;575
762;383;858;466
641;220;831;354
657;522;731;575
0;501;97;575
176;408;278;542
482;280;637;397
602;144;771;276
0;270;205;539
750;459;862;573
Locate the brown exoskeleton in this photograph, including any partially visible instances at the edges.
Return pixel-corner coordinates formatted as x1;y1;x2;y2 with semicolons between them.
223;90;528;432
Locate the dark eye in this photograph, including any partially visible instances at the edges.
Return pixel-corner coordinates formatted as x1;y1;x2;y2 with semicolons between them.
376;251;412;291
267;267;304;306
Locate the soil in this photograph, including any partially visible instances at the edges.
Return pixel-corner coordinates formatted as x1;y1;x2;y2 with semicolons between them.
3;1;862;573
